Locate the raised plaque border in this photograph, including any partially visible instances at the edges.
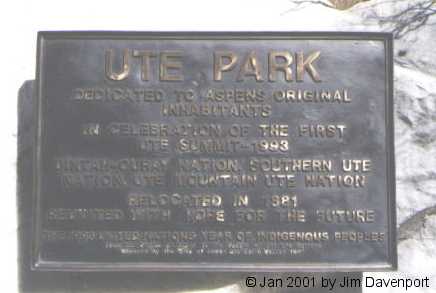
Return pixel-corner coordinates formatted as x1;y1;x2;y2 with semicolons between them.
32;31;397;272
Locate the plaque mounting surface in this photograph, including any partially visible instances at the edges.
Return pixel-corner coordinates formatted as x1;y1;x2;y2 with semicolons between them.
33;32;396;271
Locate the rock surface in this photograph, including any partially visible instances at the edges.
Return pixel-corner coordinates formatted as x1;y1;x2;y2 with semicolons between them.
18;2;436;291
291;2;435;292
238;1;436;292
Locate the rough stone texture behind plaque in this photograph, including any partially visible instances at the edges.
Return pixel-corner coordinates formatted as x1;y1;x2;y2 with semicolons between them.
329;0;370;10
17;0;436;292
282;1;436;292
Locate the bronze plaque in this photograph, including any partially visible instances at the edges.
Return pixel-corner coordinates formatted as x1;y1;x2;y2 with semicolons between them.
32;32;396;271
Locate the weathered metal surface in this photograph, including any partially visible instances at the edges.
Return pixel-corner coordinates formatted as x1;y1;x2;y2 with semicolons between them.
32;32;396;271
